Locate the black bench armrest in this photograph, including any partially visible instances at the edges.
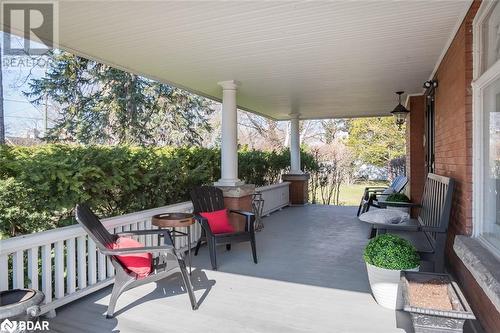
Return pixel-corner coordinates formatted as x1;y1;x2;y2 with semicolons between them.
229;209;254;217
378;201;421;208
229;209;255;232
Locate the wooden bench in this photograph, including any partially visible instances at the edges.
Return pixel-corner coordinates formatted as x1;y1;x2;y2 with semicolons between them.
371;173;454;273
357;175;408;216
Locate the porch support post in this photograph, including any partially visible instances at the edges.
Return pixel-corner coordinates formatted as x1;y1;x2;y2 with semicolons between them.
282;113;309;205
289;113;302;174
215;80;244;187
214;80;254;231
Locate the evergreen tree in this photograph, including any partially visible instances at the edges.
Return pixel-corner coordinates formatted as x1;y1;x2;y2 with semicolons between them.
25;50;214;146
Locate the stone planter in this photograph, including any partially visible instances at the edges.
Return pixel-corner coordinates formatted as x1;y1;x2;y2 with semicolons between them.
400;271;476;333
366;263;419;310
0;289;44;333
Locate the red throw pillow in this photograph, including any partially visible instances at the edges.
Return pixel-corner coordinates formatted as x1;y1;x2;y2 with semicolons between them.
199;209;235;234
110;237;152;279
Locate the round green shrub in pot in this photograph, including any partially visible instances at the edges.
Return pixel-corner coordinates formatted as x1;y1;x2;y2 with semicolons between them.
364;234;420;309
364;233;420;270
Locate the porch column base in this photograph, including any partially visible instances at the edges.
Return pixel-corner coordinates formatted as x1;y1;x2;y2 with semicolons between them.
216;184;256;231
282;173;310;205
214;179;245;187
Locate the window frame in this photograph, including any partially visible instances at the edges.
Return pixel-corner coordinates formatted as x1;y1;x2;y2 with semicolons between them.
472;0;500;258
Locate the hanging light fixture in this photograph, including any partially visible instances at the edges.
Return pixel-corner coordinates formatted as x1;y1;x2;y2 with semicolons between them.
390;91;409;129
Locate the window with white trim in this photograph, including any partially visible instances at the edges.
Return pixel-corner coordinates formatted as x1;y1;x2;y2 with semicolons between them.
474;1;500;255
479;81;500;251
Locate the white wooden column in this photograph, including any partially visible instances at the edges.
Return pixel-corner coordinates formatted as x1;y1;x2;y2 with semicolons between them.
289;113;302;174
215;80;244;187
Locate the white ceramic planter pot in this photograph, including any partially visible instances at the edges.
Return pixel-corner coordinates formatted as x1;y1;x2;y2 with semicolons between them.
366;263;419;310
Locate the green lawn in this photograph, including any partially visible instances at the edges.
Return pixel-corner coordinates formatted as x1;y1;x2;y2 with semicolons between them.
311;181;388;206
338;181;388;206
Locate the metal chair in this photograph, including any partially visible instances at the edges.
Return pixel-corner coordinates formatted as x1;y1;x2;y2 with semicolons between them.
357;175;408;216
75;204;197;318
190;186;257;270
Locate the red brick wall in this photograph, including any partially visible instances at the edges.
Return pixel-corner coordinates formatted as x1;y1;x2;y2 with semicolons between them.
433;3;474;237
406;95;426;213
429;1;500;331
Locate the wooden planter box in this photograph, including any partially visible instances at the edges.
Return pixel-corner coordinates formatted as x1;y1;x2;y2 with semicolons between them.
400;271;475;333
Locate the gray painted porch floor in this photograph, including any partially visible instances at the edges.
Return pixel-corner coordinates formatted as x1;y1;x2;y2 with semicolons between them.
47;205;417;332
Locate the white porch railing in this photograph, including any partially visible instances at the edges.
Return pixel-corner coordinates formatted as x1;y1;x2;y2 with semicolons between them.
0;183;289;316
256;182;290;216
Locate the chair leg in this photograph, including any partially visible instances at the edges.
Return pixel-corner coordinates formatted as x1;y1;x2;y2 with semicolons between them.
194;229;206;256
194;237;203;256
176;256;198;310
208;237;217;270
226;244;231;251
357;198;365;216
106;272;132;318
251;235;258;264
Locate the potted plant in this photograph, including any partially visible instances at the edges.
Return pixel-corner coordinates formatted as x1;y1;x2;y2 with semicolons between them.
385;193;411;213
363;233;420;310
400;271;475;333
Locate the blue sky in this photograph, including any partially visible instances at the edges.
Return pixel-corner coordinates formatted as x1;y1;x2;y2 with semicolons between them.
1;32;52;137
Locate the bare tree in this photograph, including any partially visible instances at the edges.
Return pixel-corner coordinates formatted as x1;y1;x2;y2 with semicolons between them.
309;140;355;205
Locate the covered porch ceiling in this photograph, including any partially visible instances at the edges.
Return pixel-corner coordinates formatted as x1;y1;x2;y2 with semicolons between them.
4;0;471;120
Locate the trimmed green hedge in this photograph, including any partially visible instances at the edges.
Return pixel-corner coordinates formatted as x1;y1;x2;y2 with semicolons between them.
0;144;317;237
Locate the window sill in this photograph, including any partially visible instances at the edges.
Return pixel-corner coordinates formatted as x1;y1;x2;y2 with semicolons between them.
453;235;500;313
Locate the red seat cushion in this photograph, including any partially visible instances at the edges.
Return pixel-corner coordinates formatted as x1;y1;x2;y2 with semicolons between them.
110;237;152;279
199;209;235;234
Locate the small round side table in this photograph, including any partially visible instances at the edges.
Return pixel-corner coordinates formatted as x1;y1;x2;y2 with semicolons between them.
152;213;195;274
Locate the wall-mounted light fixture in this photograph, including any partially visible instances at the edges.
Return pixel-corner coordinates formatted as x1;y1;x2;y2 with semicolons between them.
423;80;438;90
390;91;409;129
423;80;438;101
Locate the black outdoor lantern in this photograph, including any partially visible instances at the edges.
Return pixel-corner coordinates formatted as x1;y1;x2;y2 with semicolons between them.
390;91;409;129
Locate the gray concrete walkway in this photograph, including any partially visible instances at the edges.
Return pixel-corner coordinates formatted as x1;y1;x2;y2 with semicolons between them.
47;205;412;333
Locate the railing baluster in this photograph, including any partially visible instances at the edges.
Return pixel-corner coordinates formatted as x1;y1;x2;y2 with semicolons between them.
98;251;106;281
54;241;65;299
130;223;137;241
106;257;115;278
145;220;152;246
0;254;9;291
66;238;76;294
13;251;24;289
41;244;52;303
88;238;97;285
140;221;147;244
27;247;39;290
151;221;158;246
77;236;87;290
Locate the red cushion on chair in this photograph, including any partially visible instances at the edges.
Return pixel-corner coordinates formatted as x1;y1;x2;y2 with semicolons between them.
110;237;152;279
199;209;235;234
